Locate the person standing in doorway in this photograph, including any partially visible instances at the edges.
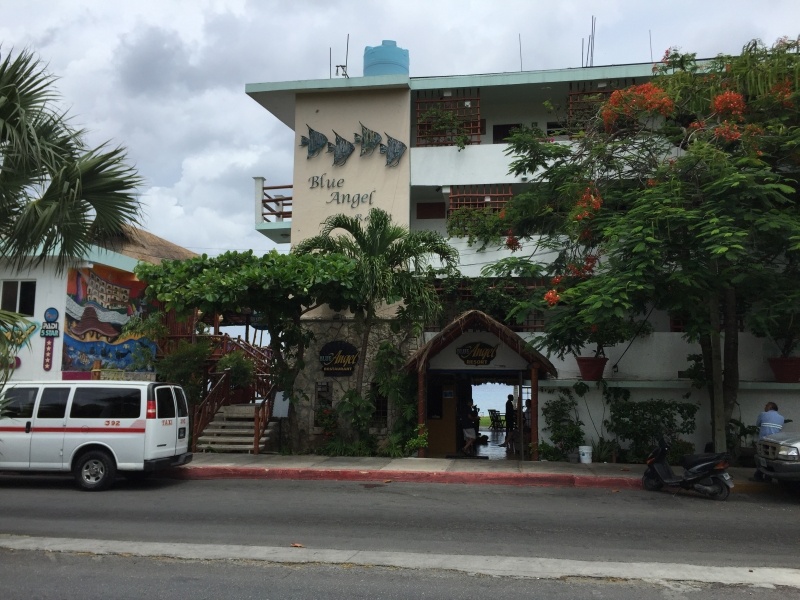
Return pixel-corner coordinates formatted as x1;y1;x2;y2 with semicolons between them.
460;406;477;456
499;394;516;450
753;402;785;482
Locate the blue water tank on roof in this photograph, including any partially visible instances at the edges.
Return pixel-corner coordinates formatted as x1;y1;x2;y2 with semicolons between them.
363;40;409;76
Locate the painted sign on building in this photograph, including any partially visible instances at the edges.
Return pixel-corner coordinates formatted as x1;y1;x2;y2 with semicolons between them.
319;340;359;376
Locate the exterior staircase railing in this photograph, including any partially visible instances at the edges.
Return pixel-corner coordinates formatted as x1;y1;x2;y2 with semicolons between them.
192;369;230;452
167;331;274;453
253;383;277;454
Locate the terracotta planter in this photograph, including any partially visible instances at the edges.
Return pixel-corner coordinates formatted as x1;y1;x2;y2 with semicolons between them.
768;357;800;383
575;356;609;381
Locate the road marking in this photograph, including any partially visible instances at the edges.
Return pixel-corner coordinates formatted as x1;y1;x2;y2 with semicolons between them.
0;534;796;588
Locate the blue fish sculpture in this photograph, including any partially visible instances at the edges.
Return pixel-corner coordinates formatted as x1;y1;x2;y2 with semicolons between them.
327;130;355;166
354;122;382;156
380;134;407;167
300;125;328;159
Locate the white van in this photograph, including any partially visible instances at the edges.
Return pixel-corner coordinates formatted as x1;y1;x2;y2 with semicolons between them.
0;381;192;491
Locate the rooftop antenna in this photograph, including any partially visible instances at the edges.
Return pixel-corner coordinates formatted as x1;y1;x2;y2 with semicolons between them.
649;30;653;62
519;33;523;71
583;15;596;67
335;33;350;78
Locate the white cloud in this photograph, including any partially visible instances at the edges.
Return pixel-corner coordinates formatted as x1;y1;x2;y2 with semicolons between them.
2;0;798;257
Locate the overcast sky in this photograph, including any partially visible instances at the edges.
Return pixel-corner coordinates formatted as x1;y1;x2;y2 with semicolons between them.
2;1;798;257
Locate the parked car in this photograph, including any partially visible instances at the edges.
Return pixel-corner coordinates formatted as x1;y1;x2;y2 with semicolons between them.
755;433;800;484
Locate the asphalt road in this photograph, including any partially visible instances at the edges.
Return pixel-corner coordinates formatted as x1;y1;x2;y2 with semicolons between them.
1;473;798;572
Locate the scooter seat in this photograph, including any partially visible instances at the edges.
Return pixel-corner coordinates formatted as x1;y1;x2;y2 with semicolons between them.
681;452;727;470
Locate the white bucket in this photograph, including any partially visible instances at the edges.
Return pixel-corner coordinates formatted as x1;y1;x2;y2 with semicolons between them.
579;445;593;464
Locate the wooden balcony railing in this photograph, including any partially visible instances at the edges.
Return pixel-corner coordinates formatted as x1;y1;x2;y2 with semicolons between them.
448;184;513;216
262;183;293;222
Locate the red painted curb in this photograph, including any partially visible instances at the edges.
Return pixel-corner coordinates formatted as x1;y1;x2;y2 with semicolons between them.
169;466;642;490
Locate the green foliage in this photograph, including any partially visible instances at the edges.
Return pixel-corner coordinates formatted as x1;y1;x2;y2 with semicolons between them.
446;208;506;249
539;387;586;460
295;208;458;397
534;440;563;462
404;424;429;454
372;342;417;437
135;249;358;401
418;105;472;150
315;403;338;438
156;340;211;404
453;38;800;441
0;49;142;274
216;351;255;389
336;389;375;441
591;436;620;463
318;437;376;457
604;393;699;462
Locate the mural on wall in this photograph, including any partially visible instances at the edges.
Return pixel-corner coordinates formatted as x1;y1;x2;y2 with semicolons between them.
62;266;156;373
1;320;38;371
300;122;407;167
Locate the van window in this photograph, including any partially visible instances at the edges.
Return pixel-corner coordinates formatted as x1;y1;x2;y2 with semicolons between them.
1;387;38;418
156;387;176;418
36;388;70;419
70;388;141;419
175;387;189;417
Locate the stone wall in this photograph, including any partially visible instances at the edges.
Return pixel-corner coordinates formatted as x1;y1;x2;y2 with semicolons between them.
287;317;421;452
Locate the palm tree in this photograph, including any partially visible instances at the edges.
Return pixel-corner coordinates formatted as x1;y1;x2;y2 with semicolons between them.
294;208;458;397
0;48;142;384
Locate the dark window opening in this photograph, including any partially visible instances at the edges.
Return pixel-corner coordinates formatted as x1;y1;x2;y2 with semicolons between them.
36;388;70;419
71;388;141;419
493;123;521;144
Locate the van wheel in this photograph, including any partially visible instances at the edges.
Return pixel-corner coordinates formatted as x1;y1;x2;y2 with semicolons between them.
74;451;116;491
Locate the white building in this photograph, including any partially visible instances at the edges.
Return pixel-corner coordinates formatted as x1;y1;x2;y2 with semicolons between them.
245;41;794;457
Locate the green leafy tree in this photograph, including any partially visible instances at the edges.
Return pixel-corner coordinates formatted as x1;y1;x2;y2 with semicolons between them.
454;38;800;451
135;250;358;399
294;208;459;398
0;48;141;382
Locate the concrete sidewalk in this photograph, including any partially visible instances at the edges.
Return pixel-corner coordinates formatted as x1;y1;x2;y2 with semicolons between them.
171;453;764;493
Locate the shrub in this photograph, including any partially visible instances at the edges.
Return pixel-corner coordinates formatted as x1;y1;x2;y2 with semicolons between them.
156;340;211;404
216;350;255;389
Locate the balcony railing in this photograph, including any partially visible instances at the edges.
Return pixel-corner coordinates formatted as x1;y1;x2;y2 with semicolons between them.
448;184;513;216
261;183;293;222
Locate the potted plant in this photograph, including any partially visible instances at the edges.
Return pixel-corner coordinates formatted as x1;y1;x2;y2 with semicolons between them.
216;350;256;402
535;304;651;380
747;284;800;382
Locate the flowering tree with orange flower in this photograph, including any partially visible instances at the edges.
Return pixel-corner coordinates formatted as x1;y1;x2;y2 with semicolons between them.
458;37;800;451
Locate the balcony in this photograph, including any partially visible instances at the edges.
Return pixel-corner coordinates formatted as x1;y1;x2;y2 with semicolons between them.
254;177;292;244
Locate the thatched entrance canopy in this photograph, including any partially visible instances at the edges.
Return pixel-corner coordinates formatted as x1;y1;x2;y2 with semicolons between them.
405;309;557;377
404;310;557;460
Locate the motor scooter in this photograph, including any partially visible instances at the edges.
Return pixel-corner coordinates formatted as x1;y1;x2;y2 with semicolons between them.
642;436;733;501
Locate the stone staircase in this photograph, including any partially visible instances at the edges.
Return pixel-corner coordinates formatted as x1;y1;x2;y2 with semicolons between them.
196;404;279;453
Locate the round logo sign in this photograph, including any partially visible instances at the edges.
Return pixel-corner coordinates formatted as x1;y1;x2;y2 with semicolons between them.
44;307;59;323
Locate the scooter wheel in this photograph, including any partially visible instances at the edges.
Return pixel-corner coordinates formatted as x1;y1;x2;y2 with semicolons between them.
708;475;730;501
642;469;663;491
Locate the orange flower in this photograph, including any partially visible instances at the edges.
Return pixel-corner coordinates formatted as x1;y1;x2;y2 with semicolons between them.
711;91;746;119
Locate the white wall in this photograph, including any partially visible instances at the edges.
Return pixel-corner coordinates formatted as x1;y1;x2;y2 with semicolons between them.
2;262;68;382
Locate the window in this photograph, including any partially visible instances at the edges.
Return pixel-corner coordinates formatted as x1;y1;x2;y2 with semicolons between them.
314;381;331;427
156;387;176;419
1;281;36;316
1;387;38;419
370;383;388;429
70;388;141;419
493;123;521;144
36;388;70;419
175;388;189;417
